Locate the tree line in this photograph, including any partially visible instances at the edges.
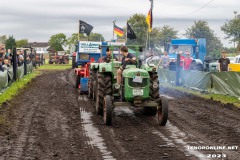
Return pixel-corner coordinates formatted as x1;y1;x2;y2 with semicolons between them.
1;11;239;56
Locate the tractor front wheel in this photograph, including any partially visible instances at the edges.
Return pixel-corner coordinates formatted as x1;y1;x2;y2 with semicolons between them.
88;70;96;99
157;98;168;126
96;73;104;115
103;95;113;125
150;73;159;99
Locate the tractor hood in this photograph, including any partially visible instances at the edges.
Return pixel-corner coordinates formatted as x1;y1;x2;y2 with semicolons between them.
123;68;149;78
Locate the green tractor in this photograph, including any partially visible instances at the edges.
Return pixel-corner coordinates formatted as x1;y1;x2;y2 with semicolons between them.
88;45;168;126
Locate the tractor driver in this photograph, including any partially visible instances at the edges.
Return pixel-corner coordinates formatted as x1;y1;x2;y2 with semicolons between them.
103;47;118;63
117;46;136;85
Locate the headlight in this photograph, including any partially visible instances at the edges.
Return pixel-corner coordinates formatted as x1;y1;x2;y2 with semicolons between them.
114;83;120;89
152;82;159;88
102;67;106;72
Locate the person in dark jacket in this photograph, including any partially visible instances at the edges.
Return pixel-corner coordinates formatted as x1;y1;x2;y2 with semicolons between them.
218;50;230;72
117;46;136;85
103;47;118;63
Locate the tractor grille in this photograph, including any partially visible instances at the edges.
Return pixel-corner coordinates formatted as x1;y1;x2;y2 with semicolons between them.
128;78;148;87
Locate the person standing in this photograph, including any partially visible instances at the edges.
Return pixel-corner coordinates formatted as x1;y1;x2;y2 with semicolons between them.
183;52;193;70
218;50;230;72
178;51;185;69
159;51;170;69
0;44;6;71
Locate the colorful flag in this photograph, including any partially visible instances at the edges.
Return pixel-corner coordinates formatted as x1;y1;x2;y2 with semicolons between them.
114;24;124;37
127;23;136;40
146;8;152;32
79;20;93;36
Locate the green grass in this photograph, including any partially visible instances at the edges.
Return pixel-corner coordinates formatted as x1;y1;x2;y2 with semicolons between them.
162;83;240;108
37;64;72;70
0;71;41;106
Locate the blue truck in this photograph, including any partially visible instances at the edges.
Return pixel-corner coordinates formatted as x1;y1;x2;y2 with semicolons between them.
167;38;207;70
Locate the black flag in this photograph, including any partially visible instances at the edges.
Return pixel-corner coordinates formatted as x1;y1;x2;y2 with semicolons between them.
127;23;136;40
79;20;93;36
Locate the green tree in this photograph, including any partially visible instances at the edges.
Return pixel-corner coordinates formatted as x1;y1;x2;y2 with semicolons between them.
158;25;178;51
221;11;240;52
16;39;28;48
185;20;223;55
49;33;67;51
0;35;7;44
126;14;148;45
67;33;79;52
5;35;16;50
89;33;105;41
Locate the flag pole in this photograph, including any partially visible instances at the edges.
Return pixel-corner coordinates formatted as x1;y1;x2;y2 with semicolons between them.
149;0;153;51
126;22;128;44
78;21;80;41
144;27;148;59
113;20;116;41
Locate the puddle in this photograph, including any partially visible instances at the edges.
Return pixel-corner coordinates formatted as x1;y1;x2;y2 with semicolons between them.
160;94;175;100
114;107;134;116
78;95;88;101
80;107;116;160
152;121;205;160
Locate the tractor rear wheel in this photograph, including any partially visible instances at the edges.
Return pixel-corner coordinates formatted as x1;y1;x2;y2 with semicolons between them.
157;98;168;126
96;73;112;115
88;70;96;99
96;73;103;115
150;72;159;99
143;107;157;116
75;75;80;89
103;95;113;125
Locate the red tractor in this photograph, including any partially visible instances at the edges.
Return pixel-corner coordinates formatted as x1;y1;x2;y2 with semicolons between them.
74;57;94;93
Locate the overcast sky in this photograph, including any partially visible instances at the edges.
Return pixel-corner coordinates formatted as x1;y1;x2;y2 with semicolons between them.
0;0;239;47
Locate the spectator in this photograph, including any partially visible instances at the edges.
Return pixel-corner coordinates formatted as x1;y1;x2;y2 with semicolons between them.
159;51;170;69
17;50;24;66
183;52;193;70
218;50;230;72
5;49;11;59
0;44;6;71
2;59;11;70
178;51;185;69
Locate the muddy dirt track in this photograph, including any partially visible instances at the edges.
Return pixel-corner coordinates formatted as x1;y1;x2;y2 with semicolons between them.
0;69;240;160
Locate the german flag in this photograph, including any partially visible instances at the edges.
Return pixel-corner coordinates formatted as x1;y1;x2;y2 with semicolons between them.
146;7;152;32
114;24;124;37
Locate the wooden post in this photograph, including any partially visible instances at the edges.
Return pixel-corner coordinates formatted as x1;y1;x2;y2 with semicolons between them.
12;48;17;81
24;50;27;75
176;54;180;86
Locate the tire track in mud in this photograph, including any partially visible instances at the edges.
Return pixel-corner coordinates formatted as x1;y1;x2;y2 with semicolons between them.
78;95;198;160
161;87;240;160
0;70;104;160
1;69;239;160
70;70;202;160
